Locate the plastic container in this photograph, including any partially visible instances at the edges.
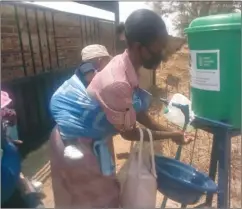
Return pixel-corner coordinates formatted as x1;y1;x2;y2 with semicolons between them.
163;93;194;131
155;155;218;205
184;13;241;129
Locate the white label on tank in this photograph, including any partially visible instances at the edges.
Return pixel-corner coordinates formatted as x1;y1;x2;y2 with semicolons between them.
190;50;220;91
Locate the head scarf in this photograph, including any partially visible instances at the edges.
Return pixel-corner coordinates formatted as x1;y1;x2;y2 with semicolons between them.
1;91;12;109
81;44;110;61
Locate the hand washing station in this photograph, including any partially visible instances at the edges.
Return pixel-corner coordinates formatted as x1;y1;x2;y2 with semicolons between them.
185;12;241;209
157;13;241;209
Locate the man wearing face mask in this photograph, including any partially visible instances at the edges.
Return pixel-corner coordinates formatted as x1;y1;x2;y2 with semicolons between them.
88;9;190;144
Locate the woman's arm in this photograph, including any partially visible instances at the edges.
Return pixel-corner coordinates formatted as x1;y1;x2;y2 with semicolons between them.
136;111;173;131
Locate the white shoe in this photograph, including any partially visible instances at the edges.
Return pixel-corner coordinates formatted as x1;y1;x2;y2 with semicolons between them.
64;145;83;160
31;180;43;193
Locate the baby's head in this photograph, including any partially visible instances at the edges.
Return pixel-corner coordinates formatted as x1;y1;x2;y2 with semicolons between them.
82;44;111;64
81;44;111;84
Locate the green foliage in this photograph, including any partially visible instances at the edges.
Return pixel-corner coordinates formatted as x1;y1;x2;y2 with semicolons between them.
148;1;241;37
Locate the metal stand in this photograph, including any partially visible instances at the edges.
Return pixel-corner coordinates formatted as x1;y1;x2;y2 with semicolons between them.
191;116;241;209
159;97;241;208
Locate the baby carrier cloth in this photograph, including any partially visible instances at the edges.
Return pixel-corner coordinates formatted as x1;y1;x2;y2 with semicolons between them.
50;74;152;175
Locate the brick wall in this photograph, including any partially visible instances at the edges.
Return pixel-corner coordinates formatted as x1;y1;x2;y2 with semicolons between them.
1;3;115;82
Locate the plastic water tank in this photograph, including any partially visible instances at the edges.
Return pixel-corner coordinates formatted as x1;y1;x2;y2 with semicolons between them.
184;13;241;129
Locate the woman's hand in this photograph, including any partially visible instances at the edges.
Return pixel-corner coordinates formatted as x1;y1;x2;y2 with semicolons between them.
171;131;193;145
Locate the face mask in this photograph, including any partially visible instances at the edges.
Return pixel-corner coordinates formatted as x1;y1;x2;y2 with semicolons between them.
142;49;163;70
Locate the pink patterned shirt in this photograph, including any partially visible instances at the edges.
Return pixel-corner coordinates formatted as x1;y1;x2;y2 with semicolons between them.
87;50;138;131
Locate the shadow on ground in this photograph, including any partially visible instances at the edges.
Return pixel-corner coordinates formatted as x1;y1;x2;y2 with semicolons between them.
116;152;129;160
20;131;52;178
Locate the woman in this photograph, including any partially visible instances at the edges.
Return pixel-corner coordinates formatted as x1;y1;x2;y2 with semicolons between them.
1;91;21;205
49;9;192;208
1;91;43;207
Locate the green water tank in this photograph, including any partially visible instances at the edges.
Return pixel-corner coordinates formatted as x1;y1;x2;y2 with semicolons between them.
184;13;241;129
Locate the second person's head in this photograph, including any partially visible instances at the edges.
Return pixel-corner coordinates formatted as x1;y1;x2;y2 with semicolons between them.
81;44;111;83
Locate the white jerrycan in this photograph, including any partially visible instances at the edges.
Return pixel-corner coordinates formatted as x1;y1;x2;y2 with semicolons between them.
163;93;194;131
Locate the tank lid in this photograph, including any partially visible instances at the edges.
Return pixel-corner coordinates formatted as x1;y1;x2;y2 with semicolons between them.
184;13;241;33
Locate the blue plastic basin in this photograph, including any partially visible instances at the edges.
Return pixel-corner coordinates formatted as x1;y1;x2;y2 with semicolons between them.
155;155;218;205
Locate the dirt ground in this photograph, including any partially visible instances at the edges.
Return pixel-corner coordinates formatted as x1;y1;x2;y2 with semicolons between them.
35;45;241;208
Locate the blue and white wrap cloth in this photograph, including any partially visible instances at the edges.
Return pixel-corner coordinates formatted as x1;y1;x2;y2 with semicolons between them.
50;74;152;175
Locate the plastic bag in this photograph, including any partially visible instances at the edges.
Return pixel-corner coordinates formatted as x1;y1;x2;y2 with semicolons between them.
120;128;157;208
